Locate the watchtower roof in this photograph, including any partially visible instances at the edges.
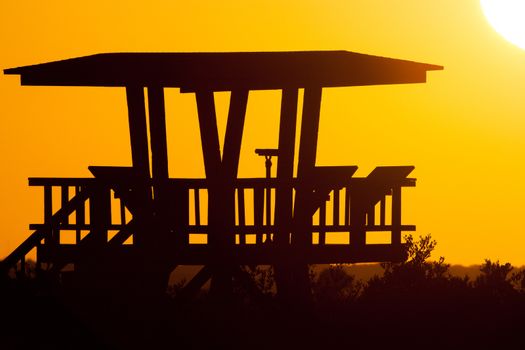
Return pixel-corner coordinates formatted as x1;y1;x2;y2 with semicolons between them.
4;51;442;91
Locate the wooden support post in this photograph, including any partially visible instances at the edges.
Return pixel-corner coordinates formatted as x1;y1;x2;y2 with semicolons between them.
273;89;298;300
61;185;69;224
222;90;249;178
274;89;299;245
195;89;248;299
237;189;246;244
44;185;53;245
126;86;152;249
196;91;222;178
392;187;402;245
254;187;264;244
333;189;340;226
292;86;322;303
194;189;201;226
75;186;84;243
89;185;111;246
380;198;386;226
319;201;326;245
368;205;375;226
294;87;323;246
173;186;189;245
344;186;351;226
126;86;151;178
147;86;169;181
350;190;367;247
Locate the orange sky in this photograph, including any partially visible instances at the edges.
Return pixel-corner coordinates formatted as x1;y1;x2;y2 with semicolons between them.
1;1;525;265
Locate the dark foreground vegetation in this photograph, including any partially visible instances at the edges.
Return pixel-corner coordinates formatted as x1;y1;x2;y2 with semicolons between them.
2;235;525;350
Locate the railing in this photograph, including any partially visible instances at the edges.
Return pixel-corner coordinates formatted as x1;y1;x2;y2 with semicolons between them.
2;173;415;276
175;178;415;245
1;178;133;277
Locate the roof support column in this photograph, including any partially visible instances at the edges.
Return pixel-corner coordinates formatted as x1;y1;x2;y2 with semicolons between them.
273;88;299;302
126;86;151;178
195;89;249;300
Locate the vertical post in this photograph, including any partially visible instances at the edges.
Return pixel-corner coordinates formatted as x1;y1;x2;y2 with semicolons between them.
237;189;246;244
194;189;201;226
367;205;375;226
392;187;402;245
126;86;151;178
222;90;249;178
344;186;351;226
265;157;272;242
380;198;386;226
61;185;69;224
254;187;264;244
273;89;298;300
75;186;84;243
274;89;299;245
319;201;326;245
44;185;52;245
89;185;111;246
333;189;340;226
195;89;249;299
294;87;323;246
126;86;152;249
292;86;322;303
350;190;367;247
147;86;169;181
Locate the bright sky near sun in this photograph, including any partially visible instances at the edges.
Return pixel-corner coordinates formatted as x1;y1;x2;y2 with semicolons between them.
1;1;525;265
481;0;525;51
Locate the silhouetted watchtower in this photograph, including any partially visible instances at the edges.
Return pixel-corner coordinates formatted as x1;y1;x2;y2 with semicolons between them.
2;51;441;301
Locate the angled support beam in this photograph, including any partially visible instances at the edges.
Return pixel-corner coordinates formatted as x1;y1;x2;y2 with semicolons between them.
194;90;249;299
195;91;222;179
178;265;213;300
222;90;249;178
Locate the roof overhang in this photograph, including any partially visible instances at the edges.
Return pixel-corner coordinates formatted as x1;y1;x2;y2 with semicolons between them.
4;51;443;91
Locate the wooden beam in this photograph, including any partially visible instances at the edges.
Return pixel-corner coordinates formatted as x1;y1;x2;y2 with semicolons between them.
272;89;298;301
294;86;323;247
126;86;150;178
195;91;222;179
274;88;299;246
222;90;249;178
296;87;322;179
392;187;402;245
147;86;169;180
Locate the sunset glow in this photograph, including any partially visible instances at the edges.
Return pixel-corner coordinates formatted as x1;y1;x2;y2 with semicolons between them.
2;1;525;266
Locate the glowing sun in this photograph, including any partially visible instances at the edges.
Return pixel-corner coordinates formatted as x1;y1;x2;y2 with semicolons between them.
480;0;525;50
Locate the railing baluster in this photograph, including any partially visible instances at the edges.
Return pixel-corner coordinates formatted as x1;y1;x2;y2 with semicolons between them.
333;188;340;226
237;188;246;244
367;204;375;226
380;197;386;226
344;186;350;226
90;185;111;245
392;187;401;245
120;200;126;226
254;187;264;244
319;198;326;245
44;185;53;245
194;189;200;226
75;186;85;243
61;185;69;224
